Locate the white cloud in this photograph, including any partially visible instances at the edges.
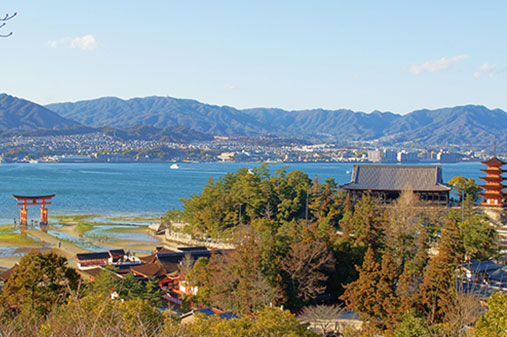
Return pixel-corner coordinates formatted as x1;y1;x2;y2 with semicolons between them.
474;62;496;78
410;55;468;75
48;34;98;51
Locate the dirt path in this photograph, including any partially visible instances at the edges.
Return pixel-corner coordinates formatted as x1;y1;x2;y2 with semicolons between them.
24;229;89;263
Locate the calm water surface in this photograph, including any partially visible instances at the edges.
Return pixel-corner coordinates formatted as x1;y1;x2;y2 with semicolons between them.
0;162;485;224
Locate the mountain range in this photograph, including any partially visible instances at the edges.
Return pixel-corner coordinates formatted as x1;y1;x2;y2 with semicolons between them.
1;93;506;150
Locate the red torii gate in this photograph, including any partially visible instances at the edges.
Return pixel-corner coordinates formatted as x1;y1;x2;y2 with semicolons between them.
12;194;55;225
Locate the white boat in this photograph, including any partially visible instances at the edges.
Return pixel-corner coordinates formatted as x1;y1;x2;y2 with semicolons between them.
29;160;39;164
170;163;180;169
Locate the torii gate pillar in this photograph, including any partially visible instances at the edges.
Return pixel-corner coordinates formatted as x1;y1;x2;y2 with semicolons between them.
12;194;56;225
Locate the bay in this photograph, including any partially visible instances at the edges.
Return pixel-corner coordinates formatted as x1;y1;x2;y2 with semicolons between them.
0;161;485;224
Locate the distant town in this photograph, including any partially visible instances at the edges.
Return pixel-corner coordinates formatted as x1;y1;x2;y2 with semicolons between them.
0;132;503;164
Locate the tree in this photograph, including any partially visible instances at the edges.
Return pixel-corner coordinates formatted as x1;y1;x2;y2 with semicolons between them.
419;219;462;324
0;12;16;38
474;292;507;337
280;239;335;305
204;234;280;314
182;307;318;337
341;248;383;330
393;310;432;337
460;214;498;261
340;194;385;250
299;304;346;336
39;293;163;336
0;252;80;317
448;176;481;203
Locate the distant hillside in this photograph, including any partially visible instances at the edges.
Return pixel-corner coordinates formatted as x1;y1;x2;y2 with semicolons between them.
378;105;507;149
103;125;214;142
0;94;79;130
46;96;507;149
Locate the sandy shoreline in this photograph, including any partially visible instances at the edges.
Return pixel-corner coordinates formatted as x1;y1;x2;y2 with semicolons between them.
0;215;166;270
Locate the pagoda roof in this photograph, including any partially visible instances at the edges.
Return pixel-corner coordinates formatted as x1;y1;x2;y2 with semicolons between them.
480;191;504;198
341;165;451;192
482;156;505;166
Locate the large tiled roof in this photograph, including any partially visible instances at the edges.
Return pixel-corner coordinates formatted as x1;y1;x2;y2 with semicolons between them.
130;263;166;278
341;165;451;192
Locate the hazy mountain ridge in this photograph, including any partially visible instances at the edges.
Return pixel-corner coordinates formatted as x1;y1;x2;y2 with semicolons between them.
0;94;79;130
46;96;507;149
1;94;505;149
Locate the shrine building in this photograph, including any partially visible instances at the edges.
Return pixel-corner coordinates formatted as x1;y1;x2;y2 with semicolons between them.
479;156;506;207
341;165;451;204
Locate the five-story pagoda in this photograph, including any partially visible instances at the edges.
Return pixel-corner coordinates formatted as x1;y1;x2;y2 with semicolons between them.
479;156;506;207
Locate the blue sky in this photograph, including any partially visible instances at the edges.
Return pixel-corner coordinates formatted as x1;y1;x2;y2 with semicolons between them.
1;1;506;114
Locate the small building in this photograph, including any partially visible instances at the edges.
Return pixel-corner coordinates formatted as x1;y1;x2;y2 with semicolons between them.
76;249;137;270
341;165;451;204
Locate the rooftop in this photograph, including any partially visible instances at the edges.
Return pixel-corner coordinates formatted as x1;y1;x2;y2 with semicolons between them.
341;165;451;192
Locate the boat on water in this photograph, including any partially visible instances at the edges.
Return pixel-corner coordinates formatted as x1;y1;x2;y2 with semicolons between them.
29;160;39;164
170;163;180;169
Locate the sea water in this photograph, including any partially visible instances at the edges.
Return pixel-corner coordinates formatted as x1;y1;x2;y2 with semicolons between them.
0;161;485;224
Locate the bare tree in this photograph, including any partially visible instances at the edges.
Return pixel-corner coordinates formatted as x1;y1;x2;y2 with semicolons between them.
0;12;16;37
299;304;346;336
280;240;335;301
178;253;194;278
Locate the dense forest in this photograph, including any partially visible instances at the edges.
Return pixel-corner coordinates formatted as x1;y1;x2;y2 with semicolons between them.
0;166;504;336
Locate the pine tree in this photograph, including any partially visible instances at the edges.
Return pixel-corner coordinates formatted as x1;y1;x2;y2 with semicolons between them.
341;248;383;329
419;219;461;324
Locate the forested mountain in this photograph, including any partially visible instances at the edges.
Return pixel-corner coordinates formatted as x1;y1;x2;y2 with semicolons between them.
0;94;79;130
46;96;507;148
3;93;505;149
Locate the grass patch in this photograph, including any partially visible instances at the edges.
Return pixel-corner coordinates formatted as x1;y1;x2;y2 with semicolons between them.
106;216;160;222
0;233;41;246
104;226;146;234
49;214;100;224
0;224;16;233
76;223;94;236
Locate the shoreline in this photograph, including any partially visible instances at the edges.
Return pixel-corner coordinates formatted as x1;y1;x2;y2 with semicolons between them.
0;213;166;269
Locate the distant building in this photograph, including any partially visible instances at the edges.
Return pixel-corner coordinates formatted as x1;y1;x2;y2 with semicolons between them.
382;150;398;163
217;152;235;162
341;165;451;204
437;151;462;163
397;151;419;163
367;150;382;163
367;149;397;163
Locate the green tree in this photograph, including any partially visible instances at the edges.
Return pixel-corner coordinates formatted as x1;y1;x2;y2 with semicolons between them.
460;214;498;260
448;176;481;202
181;307;318;337
474;292;507;337
0;252;80;317
392;310;432;337
419;219;462;324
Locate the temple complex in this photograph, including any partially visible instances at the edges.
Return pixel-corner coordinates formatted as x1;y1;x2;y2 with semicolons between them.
479;156;506;207
340;165;451;204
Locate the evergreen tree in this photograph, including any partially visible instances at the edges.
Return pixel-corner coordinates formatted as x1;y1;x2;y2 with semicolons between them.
0;252;80;317
419;219;461;324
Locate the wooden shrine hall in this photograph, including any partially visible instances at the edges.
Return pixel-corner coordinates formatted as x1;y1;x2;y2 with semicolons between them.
341;165;451;204
12;194;55;225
